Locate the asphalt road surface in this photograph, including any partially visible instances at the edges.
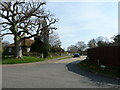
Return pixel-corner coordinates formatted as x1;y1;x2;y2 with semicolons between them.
2;56;120;88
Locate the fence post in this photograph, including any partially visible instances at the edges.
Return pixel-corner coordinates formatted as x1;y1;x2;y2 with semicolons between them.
97;59;99;66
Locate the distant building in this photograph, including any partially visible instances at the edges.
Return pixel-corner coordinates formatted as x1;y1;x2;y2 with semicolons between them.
3;39;35;55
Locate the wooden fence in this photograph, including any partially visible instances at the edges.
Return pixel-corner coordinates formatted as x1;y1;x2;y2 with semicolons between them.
87;46;120;67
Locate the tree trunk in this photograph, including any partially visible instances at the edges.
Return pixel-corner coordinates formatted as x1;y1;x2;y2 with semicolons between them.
43;29;49;58
14;36;23;59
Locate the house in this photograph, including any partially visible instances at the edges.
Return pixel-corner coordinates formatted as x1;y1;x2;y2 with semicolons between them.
4;39;35;55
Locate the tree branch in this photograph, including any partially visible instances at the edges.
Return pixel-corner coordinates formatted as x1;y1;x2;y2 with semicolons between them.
21;33;37;40
2;33;13;36
0;22;11;25
0;28;10;32
17;2;45;23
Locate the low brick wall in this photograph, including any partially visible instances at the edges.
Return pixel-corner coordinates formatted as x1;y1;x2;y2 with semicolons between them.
87;46;120;67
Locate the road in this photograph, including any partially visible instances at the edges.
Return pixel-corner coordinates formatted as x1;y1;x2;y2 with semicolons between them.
2;56;119;88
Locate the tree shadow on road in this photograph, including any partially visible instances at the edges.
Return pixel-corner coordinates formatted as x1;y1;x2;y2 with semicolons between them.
66;60;120;86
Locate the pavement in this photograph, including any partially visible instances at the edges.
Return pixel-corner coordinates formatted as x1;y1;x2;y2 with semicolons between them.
2;56;120;88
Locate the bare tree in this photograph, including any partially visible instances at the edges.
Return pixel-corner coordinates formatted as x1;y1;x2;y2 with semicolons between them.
76;41;86;51
67;45;78;54
49;31;61;47
0;1;57;58
87;39;97;48
0;2;45;58
96;36;109;43
49;31;62;55
96;36;109;47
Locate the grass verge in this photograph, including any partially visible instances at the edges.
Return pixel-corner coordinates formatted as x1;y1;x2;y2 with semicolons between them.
2;56;66;64
79;60;120;78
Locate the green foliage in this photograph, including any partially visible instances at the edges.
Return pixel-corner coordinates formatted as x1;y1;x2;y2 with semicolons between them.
113;35;120;46
50;46;64;53
31;39;43;53
97;41;109;47
2;48;14;58
30;37;49;58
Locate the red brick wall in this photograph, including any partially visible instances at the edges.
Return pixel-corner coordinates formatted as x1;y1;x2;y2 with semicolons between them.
87;46;120;67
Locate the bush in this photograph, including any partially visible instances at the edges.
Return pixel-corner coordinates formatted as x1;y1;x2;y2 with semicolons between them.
23;51;45;58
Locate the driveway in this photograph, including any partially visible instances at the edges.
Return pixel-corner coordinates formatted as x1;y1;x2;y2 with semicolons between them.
2;56;119;88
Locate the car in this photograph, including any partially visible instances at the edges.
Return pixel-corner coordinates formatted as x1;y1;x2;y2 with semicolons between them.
73;53;80;57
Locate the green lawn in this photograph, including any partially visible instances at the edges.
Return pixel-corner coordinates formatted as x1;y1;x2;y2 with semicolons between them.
79;60;120;78
2;56;66;64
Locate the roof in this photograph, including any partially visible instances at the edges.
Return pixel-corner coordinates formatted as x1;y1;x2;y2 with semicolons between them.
22;39;35;47
7;39;35;47
8;43;15;47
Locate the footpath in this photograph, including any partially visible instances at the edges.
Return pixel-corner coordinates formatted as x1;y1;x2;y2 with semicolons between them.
2;56;71;67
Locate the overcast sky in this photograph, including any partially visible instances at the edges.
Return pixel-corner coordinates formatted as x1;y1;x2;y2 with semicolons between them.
3;1;118;49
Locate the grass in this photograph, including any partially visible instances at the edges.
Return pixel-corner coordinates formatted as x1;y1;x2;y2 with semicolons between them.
79;60;120;78
2;55;66;64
